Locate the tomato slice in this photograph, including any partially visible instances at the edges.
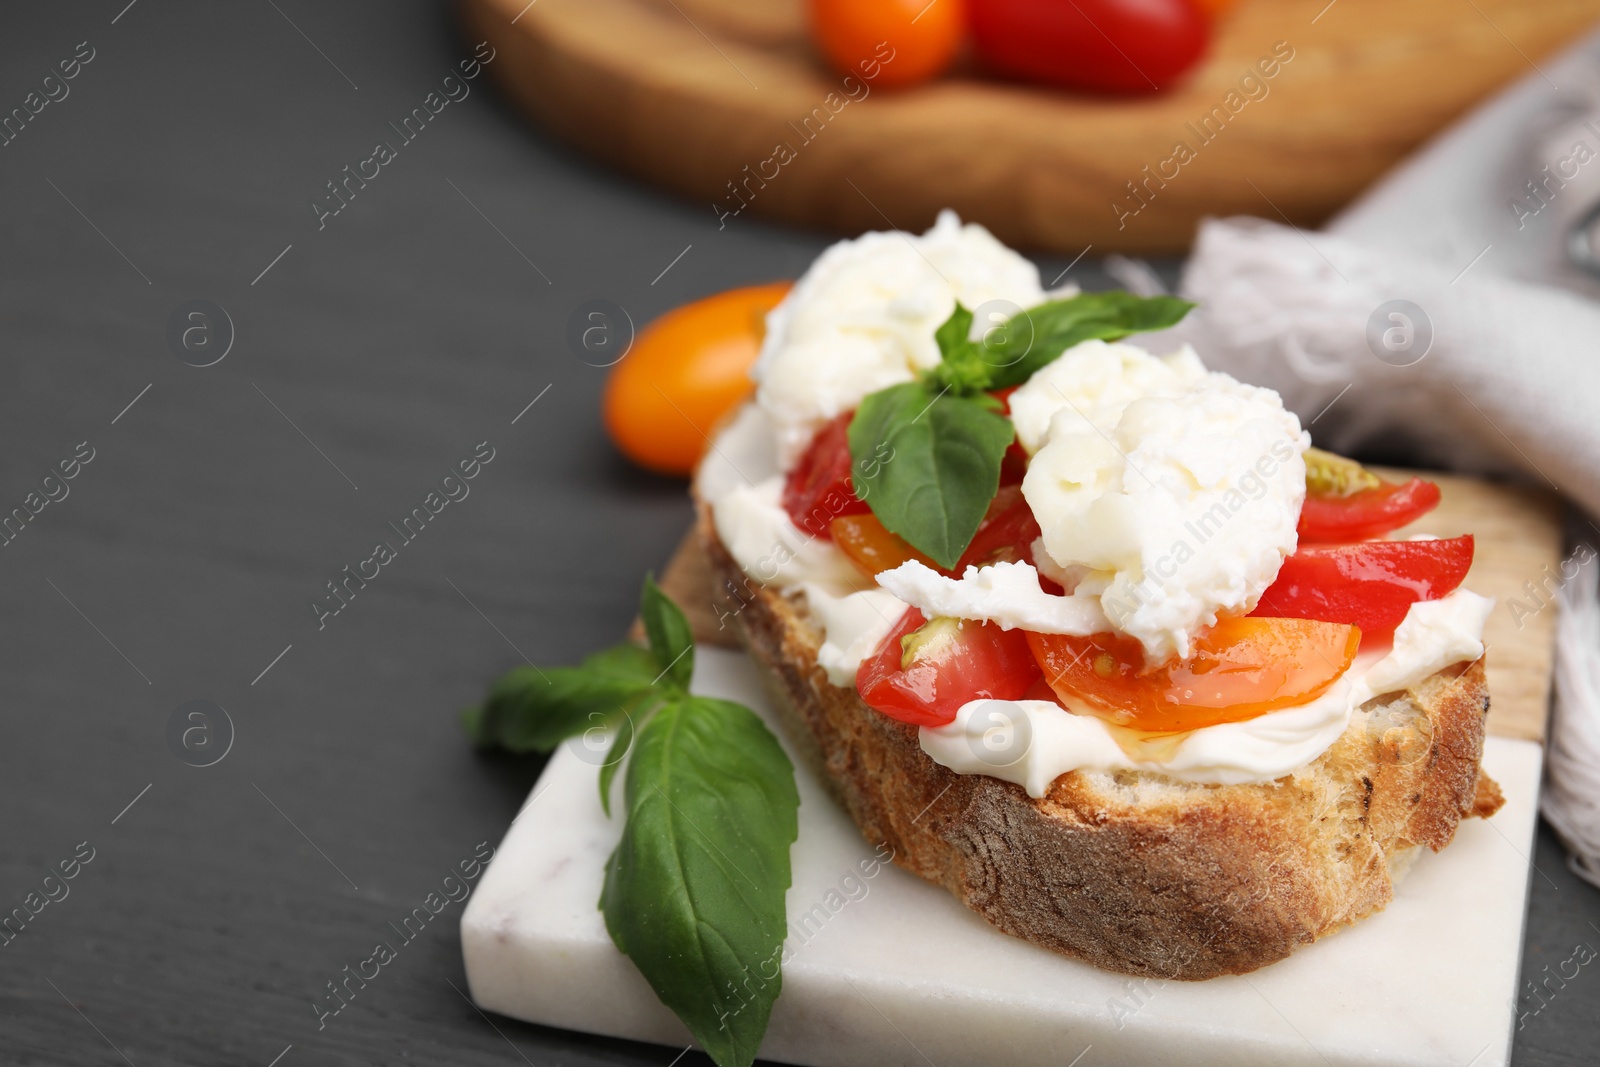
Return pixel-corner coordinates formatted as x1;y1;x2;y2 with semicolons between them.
831;513;938;576
1298;476;1441;543
953;486;1043;573
857;609;1044;727
831;486;1044;582
1027;617;1360;734
783;411;870;538
991;385;1029;487
1252;535;1473;642
838;486;1049;579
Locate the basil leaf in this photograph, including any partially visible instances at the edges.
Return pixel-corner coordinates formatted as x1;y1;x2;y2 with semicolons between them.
598;707;636;818
462;643;658;754
601;697;799;1067
934;301;975;361
640;575;694;693
986;292;1195;388
849;383;1014;569
925;302;998;396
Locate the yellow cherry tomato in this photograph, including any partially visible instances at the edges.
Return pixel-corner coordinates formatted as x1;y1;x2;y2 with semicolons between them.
603;282;792;477
810;0;966;90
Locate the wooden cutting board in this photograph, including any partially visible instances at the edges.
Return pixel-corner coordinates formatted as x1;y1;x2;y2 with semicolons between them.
460;0;1600;253
648;470;1563;742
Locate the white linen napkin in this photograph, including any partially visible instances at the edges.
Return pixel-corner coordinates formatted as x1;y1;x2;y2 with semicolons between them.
1152;28;1600;887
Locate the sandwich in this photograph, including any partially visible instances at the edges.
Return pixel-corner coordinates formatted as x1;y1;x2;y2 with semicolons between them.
693;212;1503;980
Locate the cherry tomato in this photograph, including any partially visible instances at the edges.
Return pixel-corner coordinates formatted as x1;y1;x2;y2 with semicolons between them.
1252;536;1473;642
969;0;1210;94
603;282;791;477
809;0;966;89
1298;476;1441;543
1190;0;1240;16
1027;617;1359;734
783;411;871;538
858;609;1044;726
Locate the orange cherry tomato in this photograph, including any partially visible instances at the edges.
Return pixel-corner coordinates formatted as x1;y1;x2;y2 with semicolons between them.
809;0;966;89
1026;617;1360;734
603;282;791;477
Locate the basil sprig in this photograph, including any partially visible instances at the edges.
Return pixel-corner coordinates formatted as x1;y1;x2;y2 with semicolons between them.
982;291;1196;389
463;577;799;1067
849;291;1194;569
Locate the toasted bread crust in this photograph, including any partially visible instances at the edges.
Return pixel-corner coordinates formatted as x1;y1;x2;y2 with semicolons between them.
699;505;1502;979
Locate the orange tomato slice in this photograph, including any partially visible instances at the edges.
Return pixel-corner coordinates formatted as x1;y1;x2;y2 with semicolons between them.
602;282;791;477
830;512;936;577
1026;617;1359;734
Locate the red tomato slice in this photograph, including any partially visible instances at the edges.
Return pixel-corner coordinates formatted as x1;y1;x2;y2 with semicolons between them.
1251;535;1473;642
969;0;1211;95
1298;476;1441;543
953;486;1043;573
991;385;1029;486
783;411;870;539
857;609;1043;727
1000;439;1029;486
1027;618;1359;734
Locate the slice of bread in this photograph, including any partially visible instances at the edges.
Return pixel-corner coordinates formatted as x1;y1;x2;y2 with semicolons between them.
698;504;1505;980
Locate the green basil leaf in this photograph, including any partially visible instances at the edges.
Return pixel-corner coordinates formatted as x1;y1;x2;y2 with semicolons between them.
985;292;1195;388
601;697;799;1067
598;706;637;818
925;302;999;396
640;575;695;693
934;301;975;360
461;643;658;754
849;383;1014;569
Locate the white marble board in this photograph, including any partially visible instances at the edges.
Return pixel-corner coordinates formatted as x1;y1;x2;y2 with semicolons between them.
462;647;1541;1067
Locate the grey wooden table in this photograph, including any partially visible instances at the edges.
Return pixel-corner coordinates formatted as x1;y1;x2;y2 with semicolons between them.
0;2;1594;1064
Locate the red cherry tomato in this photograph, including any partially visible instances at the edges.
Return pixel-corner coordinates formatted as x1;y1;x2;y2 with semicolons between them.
783;411;870;539
857;609;1043;726
969;0;1210;94
1251;536;1474;643
1297;476;1442;543
1027;617;1360;734
809;0;966;90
